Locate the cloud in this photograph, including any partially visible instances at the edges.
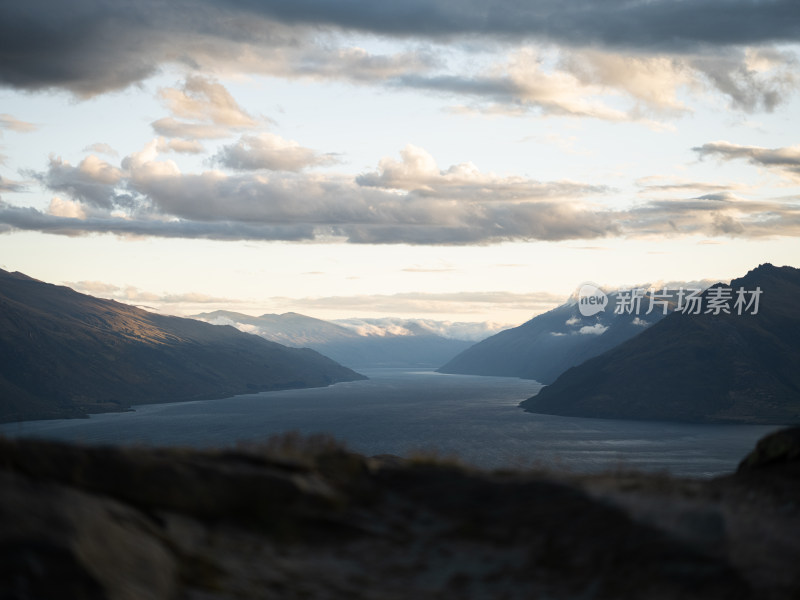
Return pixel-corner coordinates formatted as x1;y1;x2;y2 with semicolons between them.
150;76;271;144
636;176;743;195
82;143;119;157
623;194;800;238
157;138;206;154
48;196;87;219
66;280;239;306
281;290;565;317
401;265;454;273
0;114;36;134
690;47;798;112
1;0;798;121
395;49;633;121
558;50;693;116
332;317;506;341
151;118;234;140
579;323;608;335
399;45;797;122
33;155;125;209
0;3;436;97
0;175;25;192
0;201;317;241
219;1;800;49
159;75;257;127
214;133;336;171
357;144;610;199
6;141;800;244
694;141;800;181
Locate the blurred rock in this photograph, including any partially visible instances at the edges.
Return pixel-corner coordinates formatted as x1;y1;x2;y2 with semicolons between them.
0;431;797;599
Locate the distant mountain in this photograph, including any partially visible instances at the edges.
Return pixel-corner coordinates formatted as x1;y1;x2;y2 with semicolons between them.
193;311;476;369
522;264;800;424
438;291;673;384
0;270;365;423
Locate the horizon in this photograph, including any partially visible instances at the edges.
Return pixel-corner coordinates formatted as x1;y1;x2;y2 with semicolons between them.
1;1;799;324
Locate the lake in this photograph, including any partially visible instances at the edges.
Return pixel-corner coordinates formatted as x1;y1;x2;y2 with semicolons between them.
0;368;778;478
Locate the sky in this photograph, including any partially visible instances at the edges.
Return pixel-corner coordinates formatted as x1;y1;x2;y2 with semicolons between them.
0;0;799;327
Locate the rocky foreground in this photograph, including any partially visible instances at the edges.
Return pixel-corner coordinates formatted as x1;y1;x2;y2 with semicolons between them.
1;428;799;600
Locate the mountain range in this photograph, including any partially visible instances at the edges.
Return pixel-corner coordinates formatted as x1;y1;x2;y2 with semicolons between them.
193;311;478;369
0;270;364;423
438;290;674;384
521;264;800;424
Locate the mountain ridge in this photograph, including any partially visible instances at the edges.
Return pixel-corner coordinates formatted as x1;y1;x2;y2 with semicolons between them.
438;290;675;384
521;263;800;424
0;270;365;423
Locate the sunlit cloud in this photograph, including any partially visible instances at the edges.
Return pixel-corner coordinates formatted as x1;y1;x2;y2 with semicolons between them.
0;114;37;134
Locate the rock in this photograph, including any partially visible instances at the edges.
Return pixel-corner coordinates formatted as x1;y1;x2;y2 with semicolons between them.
738;427;800;471
0;431;798;599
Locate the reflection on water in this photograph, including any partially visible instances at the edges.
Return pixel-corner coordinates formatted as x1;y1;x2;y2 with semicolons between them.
0;368;779;478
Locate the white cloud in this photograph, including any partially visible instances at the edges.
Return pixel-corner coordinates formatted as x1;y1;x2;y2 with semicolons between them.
0;114;36;134
579;323;608;335
157;138;206;154
82;143;119;157
151;118;237;141
159;75;257;128
333;317;506;340
48;196;86;219
214;133;336;171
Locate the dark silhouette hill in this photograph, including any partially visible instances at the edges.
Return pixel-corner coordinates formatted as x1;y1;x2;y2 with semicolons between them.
522;264;800;424
439;291;670;384
0;270;365;423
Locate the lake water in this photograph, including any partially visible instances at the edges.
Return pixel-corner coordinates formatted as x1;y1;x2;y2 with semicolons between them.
0;369;779;478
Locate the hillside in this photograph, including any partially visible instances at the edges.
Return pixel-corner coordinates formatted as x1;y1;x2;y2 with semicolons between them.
0;270;365;423
439;291;671;384
521;264;800;424
0;428;798;599
194;311;475;369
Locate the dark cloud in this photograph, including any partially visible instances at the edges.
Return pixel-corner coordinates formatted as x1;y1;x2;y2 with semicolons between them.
228;0;800;48
3;185;799;244
624;194;800;237
0;201;316;241
690;48;798;112
1;0;798;97
694;141;800;179
33;155;124;209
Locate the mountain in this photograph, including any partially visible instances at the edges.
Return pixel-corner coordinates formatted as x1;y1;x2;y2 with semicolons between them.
1;428;799;599
193;311;476;369
0;270;365;423
438;290;672;384
522;264;800;424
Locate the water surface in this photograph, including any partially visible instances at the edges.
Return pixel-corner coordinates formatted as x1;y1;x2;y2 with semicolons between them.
0;369;777;477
